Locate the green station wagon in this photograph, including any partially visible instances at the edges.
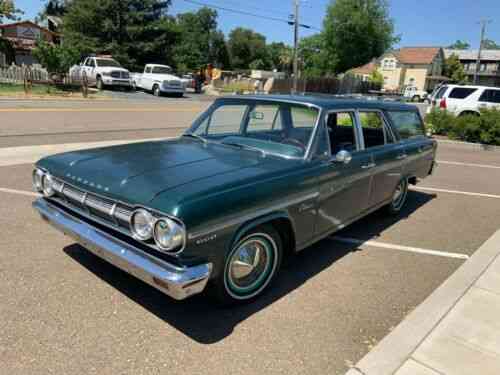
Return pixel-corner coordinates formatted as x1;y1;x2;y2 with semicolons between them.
33;95;437;304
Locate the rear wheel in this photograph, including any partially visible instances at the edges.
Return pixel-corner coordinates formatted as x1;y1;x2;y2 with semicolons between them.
212;225;283;305
386;177;409;215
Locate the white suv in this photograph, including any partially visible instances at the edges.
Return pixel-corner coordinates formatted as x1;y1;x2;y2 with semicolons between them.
427;84;500;116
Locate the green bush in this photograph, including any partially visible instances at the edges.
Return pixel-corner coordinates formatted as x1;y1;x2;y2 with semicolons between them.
425;108;500;146
425;109;455;135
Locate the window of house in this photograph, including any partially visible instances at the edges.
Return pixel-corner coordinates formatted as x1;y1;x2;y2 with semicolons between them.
358;111;393;148
448;87;477;99
387;111;425;139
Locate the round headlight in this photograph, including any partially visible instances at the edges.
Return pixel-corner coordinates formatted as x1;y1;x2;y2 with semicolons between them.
131;209;155;240
32;169;44;192
154;218;184;251
42;173;55;197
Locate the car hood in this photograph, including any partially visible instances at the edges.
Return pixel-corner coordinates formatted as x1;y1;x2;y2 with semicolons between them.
100;67;129;73
151;73;181;81
37;138;283;208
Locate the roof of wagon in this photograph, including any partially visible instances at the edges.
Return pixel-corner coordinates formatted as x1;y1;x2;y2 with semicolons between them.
218;94;416;111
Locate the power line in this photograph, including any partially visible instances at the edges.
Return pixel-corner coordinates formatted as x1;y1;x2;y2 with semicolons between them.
180;0;321;30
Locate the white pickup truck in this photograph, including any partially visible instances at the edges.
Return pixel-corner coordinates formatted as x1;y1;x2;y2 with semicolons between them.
69;56;132;90
403;85;428;102
131;64;185;97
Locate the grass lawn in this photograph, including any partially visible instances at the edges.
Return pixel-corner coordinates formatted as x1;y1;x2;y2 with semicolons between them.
0;82;107;99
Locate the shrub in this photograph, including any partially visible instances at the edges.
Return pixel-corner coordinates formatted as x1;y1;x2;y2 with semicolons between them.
425;109;455;135
425;108;500;146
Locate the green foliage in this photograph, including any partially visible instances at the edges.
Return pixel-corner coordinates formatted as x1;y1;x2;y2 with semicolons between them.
447;40;470;50
368;70;384;86
0;37;15;64
249;59;266;70
482;39;500;50
425;108;500;146
443;54;468;84
299;34;333;78
0;0;22;22
33;39;80;74
323;0;398;74
425;109;455;135
173;7;230;70
267;42;292;73
63;0;177;71
228;27;269;70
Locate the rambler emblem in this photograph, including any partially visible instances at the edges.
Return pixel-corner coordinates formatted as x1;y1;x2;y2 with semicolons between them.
65;173;110;191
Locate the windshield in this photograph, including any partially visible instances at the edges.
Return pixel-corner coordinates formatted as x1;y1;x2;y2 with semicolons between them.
152;66;172;74
96;59;122;68
187;101;320;158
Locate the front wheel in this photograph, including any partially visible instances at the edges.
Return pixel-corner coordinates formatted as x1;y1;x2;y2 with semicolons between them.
96;76;104;91
153;84;161;97
385;177;409;215
212;225;283;305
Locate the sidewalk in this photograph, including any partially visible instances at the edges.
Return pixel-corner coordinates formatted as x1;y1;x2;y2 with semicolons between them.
347;229;500;375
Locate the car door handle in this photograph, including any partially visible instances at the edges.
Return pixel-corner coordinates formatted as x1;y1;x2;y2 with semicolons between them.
396;153;408;160
361;162;376;169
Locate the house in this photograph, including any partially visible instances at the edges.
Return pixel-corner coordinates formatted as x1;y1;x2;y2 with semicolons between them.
444;49;500;87
351;47;446;92
0;21;60;66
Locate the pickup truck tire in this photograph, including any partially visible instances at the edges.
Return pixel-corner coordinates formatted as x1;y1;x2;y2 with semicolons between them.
385;177;409;215
412;95;421;103
153;84;161;97
96;76;104;91
212;225;283;305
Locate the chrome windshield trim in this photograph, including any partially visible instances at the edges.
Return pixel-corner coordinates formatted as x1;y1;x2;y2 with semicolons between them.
188;191;319;240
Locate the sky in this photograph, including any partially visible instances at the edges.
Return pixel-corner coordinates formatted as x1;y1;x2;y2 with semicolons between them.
14;0;500;49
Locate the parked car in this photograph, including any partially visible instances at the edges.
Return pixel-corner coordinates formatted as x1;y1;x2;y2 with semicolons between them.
427;84;500;116
131;64;185;97
403;85;428;102
70;56;132;90
32;95;436;304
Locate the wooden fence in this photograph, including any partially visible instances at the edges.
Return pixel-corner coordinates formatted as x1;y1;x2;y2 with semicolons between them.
270;75;381;95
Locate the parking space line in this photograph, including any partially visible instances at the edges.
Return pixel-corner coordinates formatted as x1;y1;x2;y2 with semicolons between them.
0;187;39;197
437;160;500;169
412;186;500;200
331;236;469;260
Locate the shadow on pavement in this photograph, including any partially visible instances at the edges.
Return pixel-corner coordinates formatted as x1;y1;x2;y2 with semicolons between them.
63;190;435;344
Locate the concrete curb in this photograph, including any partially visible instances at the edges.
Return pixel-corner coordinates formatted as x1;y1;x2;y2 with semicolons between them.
345;229;500;375
436;139;500;152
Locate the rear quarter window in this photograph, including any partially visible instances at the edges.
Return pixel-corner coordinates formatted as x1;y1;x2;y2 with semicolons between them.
387;111;425;139
448;87;477;99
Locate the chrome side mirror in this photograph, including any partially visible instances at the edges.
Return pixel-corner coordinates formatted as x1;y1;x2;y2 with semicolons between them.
335;150;352;164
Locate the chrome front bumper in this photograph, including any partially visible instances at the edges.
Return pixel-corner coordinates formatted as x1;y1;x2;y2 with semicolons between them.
33;198;212;300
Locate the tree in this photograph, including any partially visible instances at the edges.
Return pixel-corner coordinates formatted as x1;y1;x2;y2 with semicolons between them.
447;40;470;50
443;53;468;84
0;0;22;22
33;39;80;75
482;39;500;50
299;34;333;77
323;0;398;74
63;0;178;71
267;42;292;73
368;70;384;86
228;27;269;70
173;7;230;71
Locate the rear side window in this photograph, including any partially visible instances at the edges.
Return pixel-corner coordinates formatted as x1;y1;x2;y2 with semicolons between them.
387;111;425;139
479;89;500;104
358;111;394;148
448;87;477;99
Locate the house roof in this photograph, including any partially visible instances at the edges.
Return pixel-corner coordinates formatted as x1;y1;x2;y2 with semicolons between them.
393;47;442;65
350;61;377;75
0;20;59;36
444;49;500;61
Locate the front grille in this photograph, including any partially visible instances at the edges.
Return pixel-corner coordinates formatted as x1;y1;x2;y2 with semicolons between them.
121;71;130;79
51;178;132;231
167;80;181;86
110;71;121;78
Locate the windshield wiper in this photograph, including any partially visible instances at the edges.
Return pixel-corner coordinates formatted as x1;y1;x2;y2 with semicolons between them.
221;141;266;157
182;133;208;144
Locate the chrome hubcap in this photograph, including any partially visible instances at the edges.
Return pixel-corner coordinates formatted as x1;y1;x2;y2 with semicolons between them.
226;235;276;297
393;179;407;208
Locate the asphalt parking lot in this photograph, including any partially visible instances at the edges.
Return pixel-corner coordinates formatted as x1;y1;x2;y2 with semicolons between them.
0;99;499;374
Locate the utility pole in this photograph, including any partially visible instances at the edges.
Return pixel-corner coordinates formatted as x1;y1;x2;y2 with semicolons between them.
292;0;300;94
474;19;492;85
